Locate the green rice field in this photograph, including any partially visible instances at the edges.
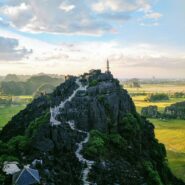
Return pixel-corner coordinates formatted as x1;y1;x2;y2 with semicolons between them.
149;118;185;182
0;105;26;129
125;83;185;182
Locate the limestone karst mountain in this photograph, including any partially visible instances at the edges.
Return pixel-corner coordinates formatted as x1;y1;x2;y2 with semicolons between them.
0;70;184;185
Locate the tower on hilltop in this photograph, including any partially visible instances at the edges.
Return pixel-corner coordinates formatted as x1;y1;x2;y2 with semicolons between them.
106;59;110;73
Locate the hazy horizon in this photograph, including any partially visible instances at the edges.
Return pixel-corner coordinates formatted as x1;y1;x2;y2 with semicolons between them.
0;0;185;79
1;72;185;81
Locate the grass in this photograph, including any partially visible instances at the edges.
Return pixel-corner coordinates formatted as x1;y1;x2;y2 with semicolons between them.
131;95;185;113
125;83;185;113
0;105;26;129
125;83;185;182
149;119;185;153
125;84;185;94
167;150;185;182
0;95;32;100
0;95;31;129
149;119;185;182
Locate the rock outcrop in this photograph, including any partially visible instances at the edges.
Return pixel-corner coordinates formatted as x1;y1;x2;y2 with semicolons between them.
0;70;184;185
141;105;160;118
141;102;185;120
164;101;185;119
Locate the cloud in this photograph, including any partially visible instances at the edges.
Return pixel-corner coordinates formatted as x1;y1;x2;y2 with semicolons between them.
110;55;185;69
137;0;162;26
145;12;162;19
31;40;185;76
0;36;32;61
92;0;139;12
137;57;185;69
59;2;75;12
0;0;162;35
1;29;184;78
0;29;184;69
0;3;33;28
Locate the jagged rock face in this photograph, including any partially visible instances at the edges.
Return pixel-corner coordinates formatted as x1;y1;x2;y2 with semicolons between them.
59;72;136;133
30;71;136;152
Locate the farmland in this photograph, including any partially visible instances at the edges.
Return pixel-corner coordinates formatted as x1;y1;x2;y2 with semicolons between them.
149;118;185;182
0;105;26;129
125;83;185;182
0;95;32;129
125;83;185;113
132;95;185;113
126;83;185;94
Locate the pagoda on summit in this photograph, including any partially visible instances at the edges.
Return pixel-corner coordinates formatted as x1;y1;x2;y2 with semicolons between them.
106;59;110;73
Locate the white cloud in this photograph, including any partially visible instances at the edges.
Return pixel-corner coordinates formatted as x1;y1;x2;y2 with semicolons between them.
92;0;146;13
1;30;184;78
1;2;33;28
0;0;162;35
137;0;162;26
0;36;32;61
2;3;29;16
59;2;75;12
145;12;162;19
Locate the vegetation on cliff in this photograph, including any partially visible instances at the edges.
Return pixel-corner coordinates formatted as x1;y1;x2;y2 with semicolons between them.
0;70;184;185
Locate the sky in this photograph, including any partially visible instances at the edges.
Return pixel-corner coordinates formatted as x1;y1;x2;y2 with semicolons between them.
0;0;185;78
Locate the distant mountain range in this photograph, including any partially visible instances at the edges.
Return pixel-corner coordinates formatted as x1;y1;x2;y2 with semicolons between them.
0;74;65;82
0;74;65;96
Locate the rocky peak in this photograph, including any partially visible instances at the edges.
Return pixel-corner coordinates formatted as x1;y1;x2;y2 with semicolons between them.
56;70;136;133
0;70;135;141
0;70;184;185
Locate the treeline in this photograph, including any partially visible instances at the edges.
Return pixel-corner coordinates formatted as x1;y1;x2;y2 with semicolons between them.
141;101;185;120
0;75;64;96
145;92;185;102
0;98;12;106
145;93;169;102
170;92;185;98
0;74;31;82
